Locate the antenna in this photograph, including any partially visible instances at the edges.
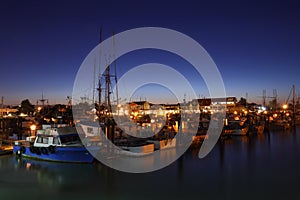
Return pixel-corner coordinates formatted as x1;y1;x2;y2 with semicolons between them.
246;92;248;107
273;89;277;110
293;85;296;127
66;96;72;107
1;96;3;116
257;89;277;109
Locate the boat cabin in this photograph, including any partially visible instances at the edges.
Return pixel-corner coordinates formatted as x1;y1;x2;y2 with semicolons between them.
33;133;81;147
33;126;82;147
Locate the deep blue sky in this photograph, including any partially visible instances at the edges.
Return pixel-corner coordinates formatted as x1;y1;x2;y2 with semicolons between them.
1;0;300;105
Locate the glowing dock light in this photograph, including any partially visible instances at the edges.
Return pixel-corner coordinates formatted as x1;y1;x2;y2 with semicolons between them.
282;104;288;110
30;124;37;136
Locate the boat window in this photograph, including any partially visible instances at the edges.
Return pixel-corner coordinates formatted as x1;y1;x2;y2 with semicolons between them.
42;137;49;144
37;137;43;143
36;136;49;144
87;127;93;134
60;134;81;144
53;137;59;145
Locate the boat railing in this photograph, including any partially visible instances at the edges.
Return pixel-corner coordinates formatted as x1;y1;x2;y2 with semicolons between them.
13;139;32;147
0;139;13;146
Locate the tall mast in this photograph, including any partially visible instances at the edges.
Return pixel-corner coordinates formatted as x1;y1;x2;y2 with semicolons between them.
105;62;112;115
113;31;119;109
92;58;96;104
39;92;47;115
97;26;103;118
293;84;296;127
96;28;118;124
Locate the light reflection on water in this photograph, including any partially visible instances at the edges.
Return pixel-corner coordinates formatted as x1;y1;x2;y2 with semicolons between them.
1;127;300;200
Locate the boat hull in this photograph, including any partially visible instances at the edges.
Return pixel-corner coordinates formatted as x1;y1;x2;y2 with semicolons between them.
269;122;290;130
148;138;176;150
13;145;95;163
231;126;249;136
119;143;154;156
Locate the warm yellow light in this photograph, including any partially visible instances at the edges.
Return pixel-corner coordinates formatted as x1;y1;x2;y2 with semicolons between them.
19;113;27;117
233;111;238;115
282;104;288;109
30;124;36;131
273;113;278;118
37;106;42;111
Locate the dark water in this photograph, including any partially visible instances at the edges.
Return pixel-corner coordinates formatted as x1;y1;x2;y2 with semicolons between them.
1;127;300;200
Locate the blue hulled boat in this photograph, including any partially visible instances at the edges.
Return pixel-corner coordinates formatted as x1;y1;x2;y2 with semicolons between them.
13;126;97;163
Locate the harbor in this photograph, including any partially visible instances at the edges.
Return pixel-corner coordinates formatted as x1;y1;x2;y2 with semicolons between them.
1;87;300;161
1;1;300;199
1;77;300;198
1;124;300;199
1;43;299;194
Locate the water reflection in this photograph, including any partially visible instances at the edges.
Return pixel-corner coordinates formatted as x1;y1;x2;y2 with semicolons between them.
0;127;300;200
15;158;98;189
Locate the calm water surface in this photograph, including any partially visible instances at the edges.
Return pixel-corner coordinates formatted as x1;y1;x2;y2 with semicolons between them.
1;127;300;200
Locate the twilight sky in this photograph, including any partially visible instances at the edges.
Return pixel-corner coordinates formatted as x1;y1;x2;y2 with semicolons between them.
1;0;300;105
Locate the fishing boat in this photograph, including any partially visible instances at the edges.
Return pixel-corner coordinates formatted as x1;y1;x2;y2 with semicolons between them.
295;114;300;125
78;121;156;156
0;140;13;155
230;124;249;136
255;123;265;134
73;31;166;157
269;119;291;130
117;139;155;156
13;126;97;163
142;123;176;150
147;138;176;150
223;117;249;136
0;146;13;155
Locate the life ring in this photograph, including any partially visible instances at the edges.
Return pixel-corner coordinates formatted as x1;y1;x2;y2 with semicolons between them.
48;145;56;153
34;147;41;155
41;147;48;155
20;146;26;154
29;146;35;154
